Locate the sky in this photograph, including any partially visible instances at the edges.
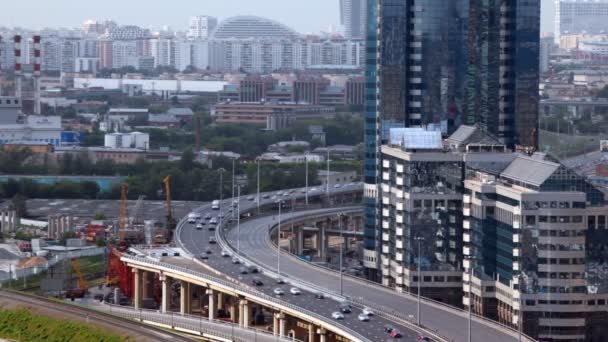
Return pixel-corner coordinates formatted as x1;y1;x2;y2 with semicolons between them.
1;0;556;34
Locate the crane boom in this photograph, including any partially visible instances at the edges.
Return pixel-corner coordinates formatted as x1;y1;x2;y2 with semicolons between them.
163;176;176;230
119;183;128;230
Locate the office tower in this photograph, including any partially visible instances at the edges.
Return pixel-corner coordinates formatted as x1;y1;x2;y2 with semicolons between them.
363;0;470;279
463;153;608;340
340;0;367;39
188;16;218;39
465;0;540;150
555;0;608;44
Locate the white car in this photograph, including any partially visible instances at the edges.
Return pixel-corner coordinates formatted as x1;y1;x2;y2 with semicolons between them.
289;287;301;295
221;250;231;258
247;196;255;201
331;312;344;320
188;219;196;224
357;313;370;322
210;218;218;224
362;307;374;316
273;288;285;296
334;183;342;188
195;223;204;230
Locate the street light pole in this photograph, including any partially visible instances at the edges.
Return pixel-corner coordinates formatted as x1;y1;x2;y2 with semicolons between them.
277;201;282;277
218;168;225;229
231;158;235;217
519;274;523;342
257;158;261;213
237;185;241;255
339;214;344;296
326;149;330;200
415;236;424;326
467;260;473;342
305;154;309;206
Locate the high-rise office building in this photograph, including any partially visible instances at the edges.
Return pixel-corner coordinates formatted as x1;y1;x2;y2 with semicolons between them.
555;0;608;44
465;0;540;150
340;0;367;39
363;0;471;279
188;16;218;39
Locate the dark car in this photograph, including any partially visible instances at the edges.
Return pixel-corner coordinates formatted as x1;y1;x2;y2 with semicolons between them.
314;292;325;299
390;330;402;338
94;293;104;301
209;237;217;244
251;277;263;286
239;267;249;274
384;325;394;333
339;303;352;313
248;265;259;274
205;247;212;254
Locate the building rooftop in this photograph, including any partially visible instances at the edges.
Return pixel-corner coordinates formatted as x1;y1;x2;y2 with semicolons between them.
213;16;299;40
389;128;443;150
500;154;561;187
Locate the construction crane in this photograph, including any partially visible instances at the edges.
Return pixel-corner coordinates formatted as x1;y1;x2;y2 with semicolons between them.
67;259;88;299
119;183;129;230
131;195;146;225
163;176;176;230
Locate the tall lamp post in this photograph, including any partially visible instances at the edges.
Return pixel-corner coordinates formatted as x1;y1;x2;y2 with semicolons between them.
218;168;225;229
338;213;344;296
414;236;424;326
277;200;283;278
325;149;330;200
465;256;474;342
256;158;261;213
231;158;235;218
237;185;241;255
305;154;309;206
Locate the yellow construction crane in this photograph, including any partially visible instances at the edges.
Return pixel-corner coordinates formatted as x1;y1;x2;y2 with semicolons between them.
67;259;88;298
163;176;176;230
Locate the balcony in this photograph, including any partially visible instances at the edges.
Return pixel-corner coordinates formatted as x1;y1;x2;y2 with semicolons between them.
382;209;389;217
396;177;404;186
382;233;390;242
463;195;471;204
382;220;390;229
382;172;389;181
513;248;520;257
396;240;403;249
463;220;470;229
463;208;471;217
383;160;390;168
513;234;520;243
396;164;404;173
396;228;404;236
463;233;471;243
463;246;471;256
396;253;403;262
382;245;389;254
396;215;404;224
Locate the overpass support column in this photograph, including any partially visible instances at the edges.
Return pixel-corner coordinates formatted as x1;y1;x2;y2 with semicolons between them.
279;313;286;337
133;269;142;309
207;289;216;320
273;313;279;336
217;292;224;309
180;281;191;315
160;273;171;313
229;302;237;323
317;328;327;342
308;324;315;342
320;225;327;260
242;300;250;328
141;271;152;300
297;228;304;255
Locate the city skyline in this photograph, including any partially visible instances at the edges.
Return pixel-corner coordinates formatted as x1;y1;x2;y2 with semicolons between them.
1;0;556;34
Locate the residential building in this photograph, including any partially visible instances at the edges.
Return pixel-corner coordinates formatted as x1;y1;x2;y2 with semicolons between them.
0;115;62;146
463;152;608;340
188;16;218;39
239;75;277;102
340;0;367;40
555;0;608;44
104;132;149;150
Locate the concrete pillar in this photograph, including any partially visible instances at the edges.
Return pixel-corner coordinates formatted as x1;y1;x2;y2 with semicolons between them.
238;300;245;326
308;324;315;342
133;269;142;309
180;280;190;315
273;313;280;336
242;300;250;328
142;272;151;299
317;328;327;342
297;228;304;255
217;292;224;309
1;211;6;233
160;274;171;313
279;314;286;337
320;225;326;260
207;289;216;320
229;302;237;323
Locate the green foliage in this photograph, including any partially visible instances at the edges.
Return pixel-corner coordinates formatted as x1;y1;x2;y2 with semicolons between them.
0;308;127;342
9;194;28;218
94;212;107;220
59;231;77;246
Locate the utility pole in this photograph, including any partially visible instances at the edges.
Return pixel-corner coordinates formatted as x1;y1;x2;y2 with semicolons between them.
231;158;235;217
326;149;330;201
305;154;309;206
237;185;241;255
339;213;344;296
415;236;424;326
277;200;282;278
257;158;261;213
218;168;225;230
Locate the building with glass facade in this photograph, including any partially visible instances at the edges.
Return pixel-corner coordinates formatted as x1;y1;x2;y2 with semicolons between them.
465;0;540;149
463;153;608;340
363;0;470;280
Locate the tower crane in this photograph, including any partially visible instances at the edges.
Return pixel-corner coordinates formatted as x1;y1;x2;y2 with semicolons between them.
163;176;176;230
119;183;129;230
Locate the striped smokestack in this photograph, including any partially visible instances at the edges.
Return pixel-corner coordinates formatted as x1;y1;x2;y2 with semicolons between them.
13;35;21;75
33;35;41;114
33;35;41;76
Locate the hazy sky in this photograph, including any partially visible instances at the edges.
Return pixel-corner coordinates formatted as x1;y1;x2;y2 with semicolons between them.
1;0;556;34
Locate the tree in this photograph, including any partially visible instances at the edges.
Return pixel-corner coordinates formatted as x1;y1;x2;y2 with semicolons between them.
180;149;196;171
94;212;106;220
59;231;77;245
95;238;107;247
9;194;28;218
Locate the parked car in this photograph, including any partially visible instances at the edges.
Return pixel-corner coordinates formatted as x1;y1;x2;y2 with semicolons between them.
390;330;402;338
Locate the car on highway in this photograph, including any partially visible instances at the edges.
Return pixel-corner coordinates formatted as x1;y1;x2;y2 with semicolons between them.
205;214;212;220
314;292;325;299
362;307;374;316
248;265;259;274
331;312;344;320
309;187;317;192
195;223;204;230
339;303;352;313
251;277;263;286
199;253;208;260
384;325;394;333
232;200;238;206
289;287;301;295
417;335;432;341
221;250;231;258
239;267;248;274
334;183;342;188
210;218;218;224
188;218;196;224
209;225;217;231
208;237;217;244
232;257;241;264
262;194;270;199
247;196;255;201
301;188;307;193
357;313;370;322
390;330;402;338
273;288;284;296
204;247;212;255
276;278;285;284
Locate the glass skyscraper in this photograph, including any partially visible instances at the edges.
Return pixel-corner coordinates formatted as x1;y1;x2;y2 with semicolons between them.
364;0;540;278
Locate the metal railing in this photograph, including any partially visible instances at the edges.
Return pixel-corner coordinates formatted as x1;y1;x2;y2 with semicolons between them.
122;254;371;342
102;303;291;342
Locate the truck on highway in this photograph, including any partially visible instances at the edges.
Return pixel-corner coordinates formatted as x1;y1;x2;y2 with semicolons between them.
211;200;220;210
